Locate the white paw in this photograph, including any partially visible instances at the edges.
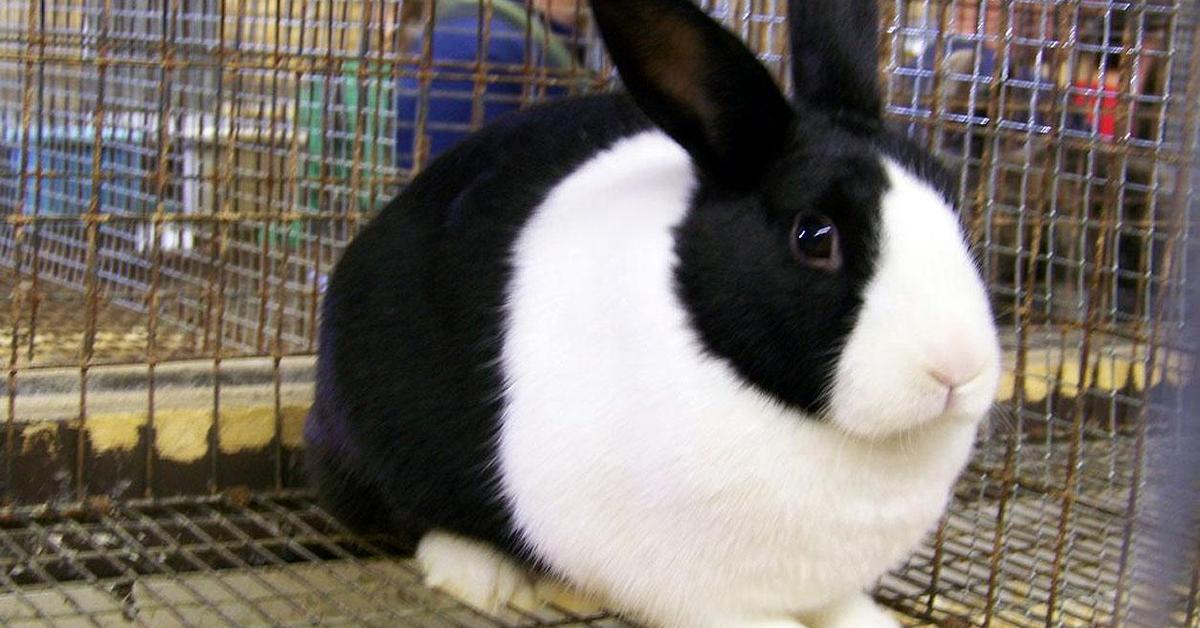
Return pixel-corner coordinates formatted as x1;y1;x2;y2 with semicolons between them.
416;531;540;615
801;593;900;628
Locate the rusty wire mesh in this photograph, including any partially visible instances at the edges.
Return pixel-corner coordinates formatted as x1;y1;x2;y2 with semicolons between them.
0;0;1197;626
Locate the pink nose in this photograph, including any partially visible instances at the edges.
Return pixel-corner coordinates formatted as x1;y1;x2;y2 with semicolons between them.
927;333;986;388
930;365;977;389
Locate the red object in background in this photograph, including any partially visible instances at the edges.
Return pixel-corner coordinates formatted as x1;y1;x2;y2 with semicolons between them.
1072;78;1120;140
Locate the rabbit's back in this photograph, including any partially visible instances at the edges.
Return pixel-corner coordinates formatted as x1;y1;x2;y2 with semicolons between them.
305;93;653;554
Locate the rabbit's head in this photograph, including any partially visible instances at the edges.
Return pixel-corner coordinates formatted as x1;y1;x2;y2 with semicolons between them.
591;0;1001;438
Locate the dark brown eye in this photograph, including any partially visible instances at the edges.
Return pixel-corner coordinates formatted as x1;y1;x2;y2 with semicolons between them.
790;213;842;271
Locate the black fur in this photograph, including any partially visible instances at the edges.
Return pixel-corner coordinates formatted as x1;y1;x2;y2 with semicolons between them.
675;122;885;413
789;0;882;121
672;0;954;414
673;118;955;414
591;0;793;189
306;94;654;554
307;0;957;558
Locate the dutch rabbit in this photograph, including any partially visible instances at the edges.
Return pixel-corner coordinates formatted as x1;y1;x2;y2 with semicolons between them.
305;0;1002;626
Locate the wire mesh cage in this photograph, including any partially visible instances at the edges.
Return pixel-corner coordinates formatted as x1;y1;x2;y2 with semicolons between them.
0;0;1196;626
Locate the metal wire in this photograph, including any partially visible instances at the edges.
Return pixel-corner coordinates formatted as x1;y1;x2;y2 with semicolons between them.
0;0;1197;626
0;492;635;626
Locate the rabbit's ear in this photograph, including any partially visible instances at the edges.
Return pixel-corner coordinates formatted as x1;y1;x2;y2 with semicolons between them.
789;0;882;122
589;0;793;189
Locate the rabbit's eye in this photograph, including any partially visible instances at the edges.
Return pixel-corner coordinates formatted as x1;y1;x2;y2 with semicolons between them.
790;213;842;271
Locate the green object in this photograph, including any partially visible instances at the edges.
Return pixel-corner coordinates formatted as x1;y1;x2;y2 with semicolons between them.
274;60;390;250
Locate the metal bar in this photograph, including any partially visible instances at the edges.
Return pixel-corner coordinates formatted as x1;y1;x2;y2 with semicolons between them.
0;518;104;626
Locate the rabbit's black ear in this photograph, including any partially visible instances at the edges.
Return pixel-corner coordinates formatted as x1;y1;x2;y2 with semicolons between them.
789;0;882;122
589;0;793;188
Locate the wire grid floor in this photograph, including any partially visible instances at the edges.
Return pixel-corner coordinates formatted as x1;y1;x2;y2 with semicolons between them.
0;493;629;628
0;468;1192;628
0;491;932;628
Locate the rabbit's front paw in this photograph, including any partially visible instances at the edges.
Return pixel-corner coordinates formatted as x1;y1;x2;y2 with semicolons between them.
417;531;540;616
800;593;900;628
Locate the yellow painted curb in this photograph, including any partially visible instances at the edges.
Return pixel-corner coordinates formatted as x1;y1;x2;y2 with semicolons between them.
82;405;310;463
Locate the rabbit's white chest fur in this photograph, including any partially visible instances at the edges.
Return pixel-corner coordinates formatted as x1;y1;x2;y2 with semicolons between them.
499;131;980;627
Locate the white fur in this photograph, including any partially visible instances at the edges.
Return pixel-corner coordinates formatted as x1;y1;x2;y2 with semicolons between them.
829;162;1001;439
486;131;996;627
799;593;901;628
417;531;540;616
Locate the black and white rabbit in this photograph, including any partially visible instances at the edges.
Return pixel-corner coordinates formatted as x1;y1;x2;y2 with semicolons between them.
305;0;1001;626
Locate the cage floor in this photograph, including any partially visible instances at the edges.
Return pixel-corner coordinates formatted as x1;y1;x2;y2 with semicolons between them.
0;491;957;628
1;486;1191;628
0;493;633;628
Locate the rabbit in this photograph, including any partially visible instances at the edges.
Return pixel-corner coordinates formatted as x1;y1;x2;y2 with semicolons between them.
304;0;1002;626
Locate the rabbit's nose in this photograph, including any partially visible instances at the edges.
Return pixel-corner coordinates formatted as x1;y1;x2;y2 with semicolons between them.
926;333;988;389
929;364;981;389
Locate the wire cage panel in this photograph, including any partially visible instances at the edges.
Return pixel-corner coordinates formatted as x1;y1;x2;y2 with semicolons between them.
1;0;1198;626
